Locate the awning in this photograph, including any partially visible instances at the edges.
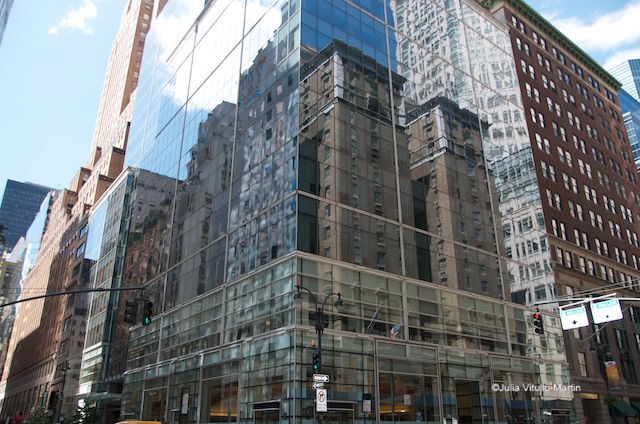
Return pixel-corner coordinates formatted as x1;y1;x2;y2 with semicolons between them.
630;401;640;414
609;400;639;416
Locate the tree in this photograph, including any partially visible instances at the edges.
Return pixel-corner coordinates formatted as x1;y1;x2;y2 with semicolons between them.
70;403;99;424
25;407;51;424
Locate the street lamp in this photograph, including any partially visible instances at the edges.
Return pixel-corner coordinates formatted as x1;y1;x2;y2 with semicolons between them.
294;283;343;373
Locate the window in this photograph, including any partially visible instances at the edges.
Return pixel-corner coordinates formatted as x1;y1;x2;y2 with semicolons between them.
511;15;526;32
564;251;573;267
576;203;584;221
525;82;540;102
530;108;544;127
546;189;561;209
573;136;586;154
584;185;597;204
578;256;586;273
563;174;578;193
578;352;587;377
552;122;567;141
557;147;572;167
75;242;86;258
516;37;530;56
541;161;554;180
556;247;565;265
577;159;592;179
615;328;629;350
536;133;550;153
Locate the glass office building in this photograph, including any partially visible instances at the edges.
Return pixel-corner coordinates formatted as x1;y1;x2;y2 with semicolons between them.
609;59;640;103
619;89;640;173
0;180;51;253
116;0;573;422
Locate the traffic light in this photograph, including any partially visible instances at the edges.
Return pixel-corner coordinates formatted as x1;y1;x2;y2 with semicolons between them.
142;300;154;326
124;299;138;324
312;351;320;371
532;312;544;334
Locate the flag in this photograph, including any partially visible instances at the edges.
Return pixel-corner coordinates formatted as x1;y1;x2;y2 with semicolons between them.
390;324;402;338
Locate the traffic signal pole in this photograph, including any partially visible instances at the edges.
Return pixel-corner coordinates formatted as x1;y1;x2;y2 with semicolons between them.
294;284;342;373
0;286;147;309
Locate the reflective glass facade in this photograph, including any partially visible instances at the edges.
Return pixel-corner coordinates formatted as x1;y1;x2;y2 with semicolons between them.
619;89;640;173
609;59;640;103
115;0;573;422
0;180;51;253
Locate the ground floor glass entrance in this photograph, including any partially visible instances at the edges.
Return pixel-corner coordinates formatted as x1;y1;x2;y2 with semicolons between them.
122;329;574;423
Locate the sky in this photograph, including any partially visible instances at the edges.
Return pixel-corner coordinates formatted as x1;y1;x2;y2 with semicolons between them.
1;0;640;201
0;0;125;200
527;0;640;69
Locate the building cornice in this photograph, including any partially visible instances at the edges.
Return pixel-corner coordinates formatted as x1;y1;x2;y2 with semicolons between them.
480;0;622;90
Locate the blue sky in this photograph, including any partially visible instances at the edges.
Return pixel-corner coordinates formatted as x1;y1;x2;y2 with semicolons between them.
0;0;125;199
1;0;640;201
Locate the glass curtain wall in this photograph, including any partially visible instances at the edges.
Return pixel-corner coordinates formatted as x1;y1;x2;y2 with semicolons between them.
117;0;573;423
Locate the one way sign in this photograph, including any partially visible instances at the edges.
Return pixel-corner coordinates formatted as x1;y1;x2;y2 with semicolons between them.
559;305;589;330
590;299;623;324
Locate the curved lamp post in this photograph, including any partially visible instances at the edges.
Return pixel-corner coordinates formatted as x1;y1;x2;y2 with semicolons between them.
294;283;343;373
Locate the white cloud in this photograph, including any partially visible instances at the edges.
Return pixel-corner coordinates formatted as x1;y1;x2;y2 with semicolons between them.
551;1;640;51
604;47;640;69
48;0;98;36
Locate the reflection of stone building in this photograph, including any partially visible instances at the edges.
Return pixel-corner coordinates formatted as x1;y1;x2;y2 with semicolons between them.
298;40;410;278
78;168;174;423
0;243;25;381
117;1;572;423
406;97;506;300
166;101;235;309
393;0;554;308
225;35;298;283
